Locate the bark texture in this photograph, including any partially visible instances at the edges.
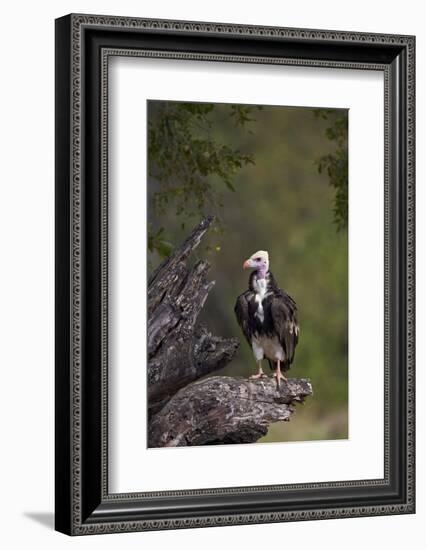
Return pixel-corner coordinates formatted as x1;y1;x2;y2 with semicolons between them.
147;216;313;444
149;376;313;447
148;216;239;414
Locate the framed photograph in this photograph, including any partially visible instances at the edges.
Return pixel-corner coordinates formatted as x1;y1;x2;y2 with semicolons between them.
55;14;415;535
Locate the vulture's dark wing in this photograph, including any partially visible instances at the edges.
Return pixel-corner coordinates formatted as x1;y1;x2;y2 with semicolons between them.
270;290;299;368
234;291;253;346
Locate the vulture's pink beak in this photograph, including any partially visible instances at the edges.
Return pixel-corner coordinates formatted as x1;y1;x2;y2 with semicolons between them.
243;259;251;270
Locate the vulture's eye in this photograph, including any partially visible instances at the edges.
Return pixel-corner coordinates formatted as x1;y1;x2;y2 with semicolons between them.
256;257;261;261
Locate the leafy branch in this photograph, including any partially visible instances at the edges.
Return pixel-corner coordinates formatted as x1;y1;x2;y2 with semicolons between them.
148;102;258;258
314;109;348;231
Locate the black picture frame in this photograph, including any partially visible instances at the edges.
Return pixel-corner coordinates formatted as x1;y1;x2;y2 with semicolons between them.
55;13;415;535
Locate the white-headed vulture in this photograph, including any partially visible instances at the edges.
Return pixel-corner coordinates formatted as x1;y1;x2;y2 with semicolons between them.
234;250;299;386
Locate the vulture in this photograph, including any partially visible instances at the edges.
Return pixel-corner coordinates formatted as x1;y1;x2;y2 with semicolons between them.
234;250;299;386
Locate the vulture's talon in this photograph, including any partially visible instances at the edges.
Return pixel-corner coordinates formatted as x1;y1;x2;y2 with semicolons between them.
250;372;267;380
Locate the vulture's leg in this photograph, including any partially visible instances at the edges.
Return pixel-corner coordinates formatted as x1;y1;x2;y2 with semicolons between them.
250;360;267;379
274;359;287;387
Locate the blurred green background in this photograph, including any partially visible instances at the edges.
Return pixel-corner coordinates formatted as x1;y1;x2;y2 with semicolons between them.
147;100;348;443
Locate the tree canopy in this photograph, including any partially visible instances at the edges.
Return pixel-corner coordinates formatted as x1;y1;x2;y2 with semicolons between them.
148;101;258;257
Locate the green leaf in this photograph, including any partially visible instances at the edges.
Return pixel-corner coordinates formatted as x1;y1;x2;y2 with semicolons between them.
156;239;174;258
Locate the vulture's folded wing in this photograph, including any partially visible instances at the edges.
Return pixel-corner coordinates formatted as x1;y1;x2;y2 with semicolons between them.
271;291;299;366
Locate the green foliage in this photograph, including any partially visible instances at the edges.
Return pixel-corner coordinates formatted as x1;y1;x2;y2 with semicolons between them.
148;101;257;257
314;109;348;231
147;225;173;257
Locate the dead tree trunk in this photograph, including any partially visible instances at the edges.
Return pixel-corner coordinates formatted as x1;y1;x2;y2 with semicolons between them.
148;216;313;445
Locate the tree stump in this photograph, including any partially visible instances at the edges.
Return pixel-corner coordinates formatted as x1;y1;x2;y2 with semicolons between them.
148;216;313;446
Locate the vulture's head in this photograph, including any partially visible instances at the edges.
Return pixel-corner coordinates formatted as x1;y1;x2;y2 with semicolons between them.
243;250;269;274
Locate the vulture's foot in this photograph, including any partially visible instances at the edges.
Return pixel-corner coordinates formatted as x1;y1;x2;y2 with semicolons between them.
273;370;287;388
250;372;268;380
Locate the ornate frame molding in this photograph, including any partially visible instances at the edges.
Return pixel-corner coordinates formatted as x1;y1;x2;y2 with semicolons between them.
55;14;415;535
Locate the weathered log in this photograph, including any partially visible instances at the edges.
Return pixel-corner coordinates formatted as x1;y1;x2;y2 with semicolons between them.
148;216;239;412
148;376;313;447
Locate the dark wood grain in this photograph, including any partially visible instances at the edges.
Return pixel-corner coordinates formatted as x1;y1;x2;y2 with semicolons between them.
149;376;312;447
147;217;239;413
